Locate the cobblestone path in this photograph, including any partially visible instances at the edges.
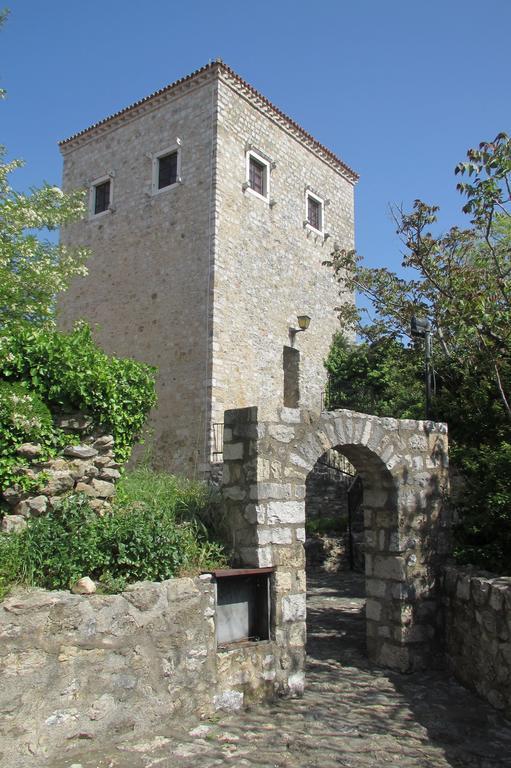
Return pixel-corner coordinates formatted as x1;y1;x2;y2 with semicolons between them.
50;572;511;768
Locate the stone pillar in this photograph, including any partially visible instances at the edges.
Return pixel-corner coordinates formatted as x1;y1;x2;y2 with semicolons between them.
222;406;306;696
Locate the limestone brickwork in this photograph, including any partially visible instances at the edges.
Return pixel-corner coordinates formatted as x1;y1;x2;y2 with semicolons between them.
59;73;217;476
58;62;356;477
210;73;355;438
0;573;293;763
221;406;450;673
443;566;511;719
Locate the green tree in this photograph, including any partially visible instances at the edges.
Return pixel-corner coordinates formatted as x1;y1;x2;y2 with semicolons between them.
325;333;424;419
325;133;511;573
0;148;90;328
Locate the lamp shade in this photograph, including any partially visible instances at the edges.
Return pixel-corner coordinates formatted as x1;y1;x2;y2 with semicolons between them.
410;315;430;337
297;315;311;331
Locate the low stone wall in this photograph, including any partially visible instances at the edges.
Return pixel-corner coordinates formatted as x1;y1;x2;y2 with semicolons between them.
1;412;119;533
443;566;511;720
0;573;291;763
305;450;351;523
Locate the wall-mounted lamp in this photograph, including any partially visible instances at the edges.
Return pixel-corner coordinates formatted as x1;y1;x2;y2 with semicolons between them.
289;314;311;346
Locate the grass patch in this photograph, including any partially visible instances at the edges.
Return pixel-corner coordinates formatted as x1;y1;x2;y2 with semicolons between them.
0;467;227;598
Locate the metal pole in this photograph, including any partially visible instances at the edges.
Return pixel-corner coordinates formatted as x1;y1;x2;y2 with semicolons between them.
425;330;432;420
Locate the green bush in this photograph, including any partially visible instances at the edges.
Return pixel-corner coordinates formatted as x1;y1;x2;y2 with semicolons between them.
0;322;157;467
453;442;511;575
0;469;226;597
0;381;68;490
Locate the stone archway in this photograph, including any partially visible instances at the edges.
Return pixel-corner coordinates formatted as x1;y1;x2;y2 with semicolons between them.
221;406;450;689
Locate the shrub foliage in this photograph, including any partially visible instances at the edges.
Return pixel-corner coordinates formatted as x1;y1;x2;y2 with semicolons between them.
0;323;157;488
0;469;226;596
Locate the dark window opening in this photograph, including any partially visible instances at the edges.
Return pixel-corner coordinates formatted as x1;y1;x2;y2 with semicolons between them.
249;155;267;197
215;570;271;646
307;195;322;231
283;345;300;408
94;180;110;215
158;151;178;189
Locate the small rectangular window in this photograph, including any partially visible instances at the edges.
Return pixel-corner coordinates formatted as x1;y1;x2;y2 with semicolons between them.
307;195;322;231
283;346;300;408
94;180;110;215
214;570;272;646
158;151;178;190
249;156;266;197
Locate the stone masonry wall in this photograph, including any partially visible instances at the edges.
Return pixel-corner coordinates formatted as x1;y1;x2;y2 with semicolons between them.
305;450;351;523
1;413;119;533
0;573;286;764
59;75;217;477
211;73;355;437
443;566;511;720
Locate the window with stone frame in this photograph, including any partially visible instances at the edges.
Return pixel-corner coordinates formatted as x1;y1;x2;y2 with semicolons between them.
151;143;181;194
246;151;270;200
93;179;111;215
89;176;112;216
306;192;323;232
157;150;178;190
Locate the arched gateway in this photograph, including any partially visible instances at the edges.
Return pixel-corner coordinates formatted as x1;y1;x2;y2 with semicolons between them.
221;406;450;692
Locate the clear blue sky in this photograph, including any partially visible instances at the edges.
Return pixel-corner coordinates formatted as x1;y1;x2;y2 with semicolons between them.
2;0;510;277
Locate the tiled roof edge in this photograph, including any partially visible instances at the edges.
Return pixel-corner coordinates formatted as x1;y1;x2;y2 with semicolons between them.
58;60;359;183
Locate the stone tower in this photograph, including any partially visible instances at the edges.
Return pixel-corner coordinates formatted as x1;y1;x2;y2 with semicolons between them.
58;61;358;477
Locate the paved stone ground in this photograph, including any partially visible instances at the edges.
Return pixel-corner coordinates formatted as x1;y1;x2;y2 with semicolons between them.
25;573;511;768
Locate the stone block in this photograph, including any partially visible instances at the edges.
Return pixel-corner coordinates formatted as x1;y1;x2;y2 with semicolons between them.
251;483;292;501
378;642;411;672
366;578;387;599
280;408;301;424
268;424;295;443
266;501;304;525
1;514;27;533
282;594;306;622
26;495;48;517
365;599;382;621
289;453;309;470
98;467;121;481
213;690;244;712
91;479;116;498
243;504;266;524
287;671;305;696
456;575;471;601
239;546;273;568
16;442;42;459
274;571;292;591
64;445;99;459
490;586;505;612
40;470;75;495
75;482;99;497
471;577;491;607
373;555;406;581
257;527;292;546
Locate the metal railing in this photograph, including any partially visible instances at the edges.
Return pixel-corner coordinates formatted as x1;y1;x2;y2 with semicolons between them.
211;422;224;462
